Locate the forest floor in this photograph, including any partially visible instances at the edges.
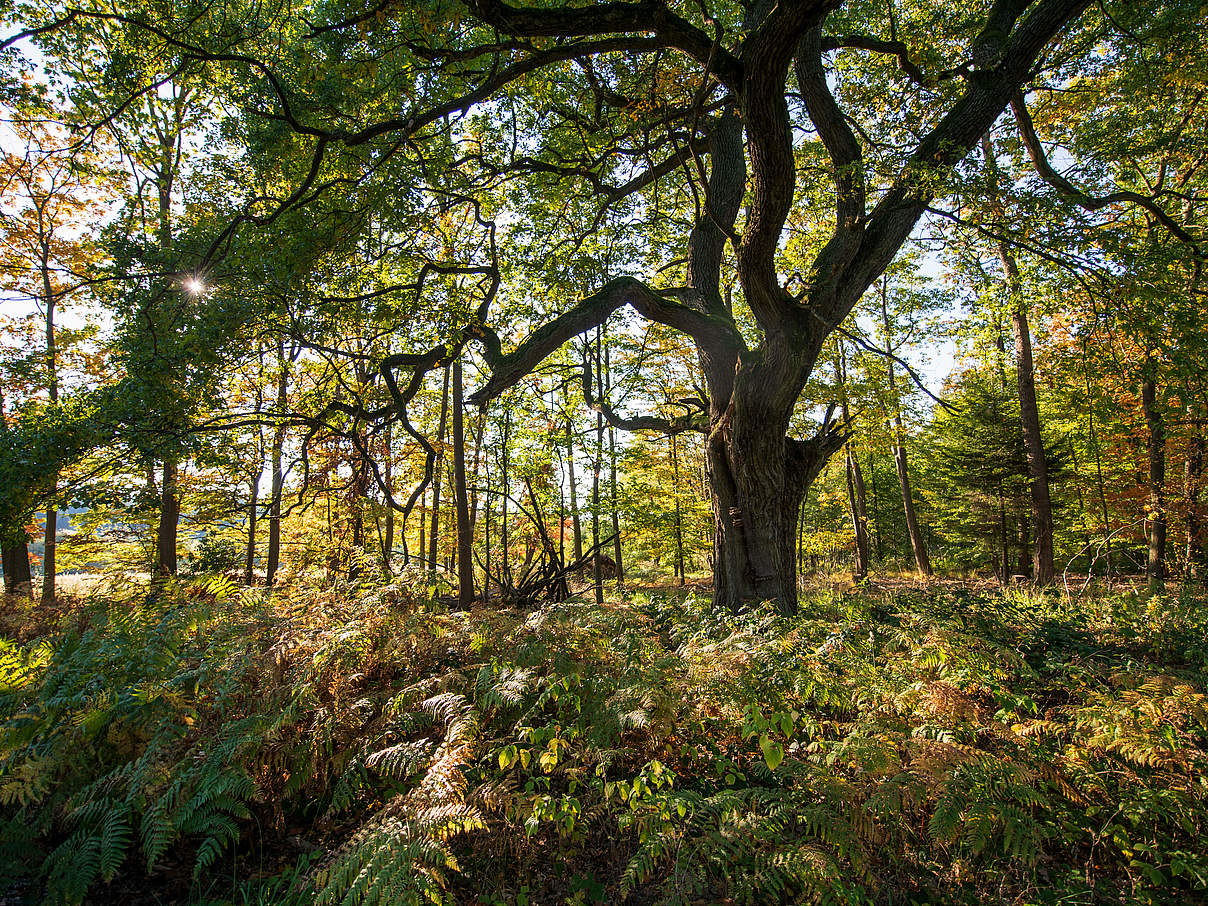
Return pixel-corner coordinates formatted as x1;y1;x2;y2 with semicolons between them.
1;573;1206;906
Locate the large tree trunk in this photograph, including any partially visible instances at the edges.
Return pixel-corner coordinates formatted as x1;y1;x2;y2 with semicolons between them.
452;357;474;606
707;357;842;615
1142;376;1166;591
460;2;1084;614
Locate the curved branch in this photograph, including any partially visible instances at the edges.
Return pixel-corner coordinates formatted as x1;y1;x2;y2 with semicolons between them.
796;25;865;314
821;33;936;86
580;354;706;435
735;1;837;329
1011;92;1200;248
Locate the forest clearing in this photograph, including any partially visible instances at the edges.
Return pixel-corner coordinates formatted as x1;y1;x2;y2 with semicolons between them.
2;0;1207;903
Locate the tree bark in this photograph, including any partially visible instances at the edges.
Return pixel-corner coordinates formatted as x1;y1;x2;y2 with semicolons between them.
2;537;33;598
1009;291;1054;582
245;471;260;585
605;344;624;587
155;459;179;577
879;283;932;576
565;417;583;562
428;364;450;579
500;408;511;587
837;346;870;580
265;342;289;587
1142;376;1166;591
0;376;32;595
452;357;474;606
1187;413;1205;578
383;421;394;574
982;133;1055;583
152;114;181;581
41;255;58;604
671;432;685;586
245;356;265;585
593;333;604;605
1082;339;1113;578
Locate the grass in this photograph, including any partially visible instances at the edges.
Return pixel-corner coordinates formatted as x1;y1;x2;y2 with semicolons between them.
0;574;1206;905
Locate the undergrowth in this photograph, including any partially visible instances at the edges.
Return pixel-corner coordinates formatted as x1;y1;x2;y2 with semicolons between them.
1;575;1206;905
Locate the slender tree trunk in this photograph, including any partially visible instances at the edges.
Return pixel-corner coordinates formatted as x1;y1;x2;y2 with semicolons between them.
671;432;685;586
383;422;394;575
868;447;883;561
982;133;1054;583
245;359;264;586
1187;414;1205;578
1017;513;1031;578
605;345;624;587
558;461;566;569
1082;341;1113;578
1010;296;1055;583
879;283;932;576
41;259;57;604
468;410;486;541
152;160;180;580
999;482;1010;584
500;409;511;587
245;472;260;585
565;418;583;562
452;357;474;606
837;347;870;580
483;458;492;604
156;460;179;577
348;423;368;581
593;334;604;605
1142;376;1166;591
429;365;450;579
265;343;289;587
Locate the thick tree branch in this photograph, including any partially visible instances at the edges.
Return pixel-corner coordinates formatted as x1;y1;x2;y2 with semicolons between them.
808;0;1092;330
467;276;743;406
460;0;743;89
796;25;865;310
736;1;839;330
